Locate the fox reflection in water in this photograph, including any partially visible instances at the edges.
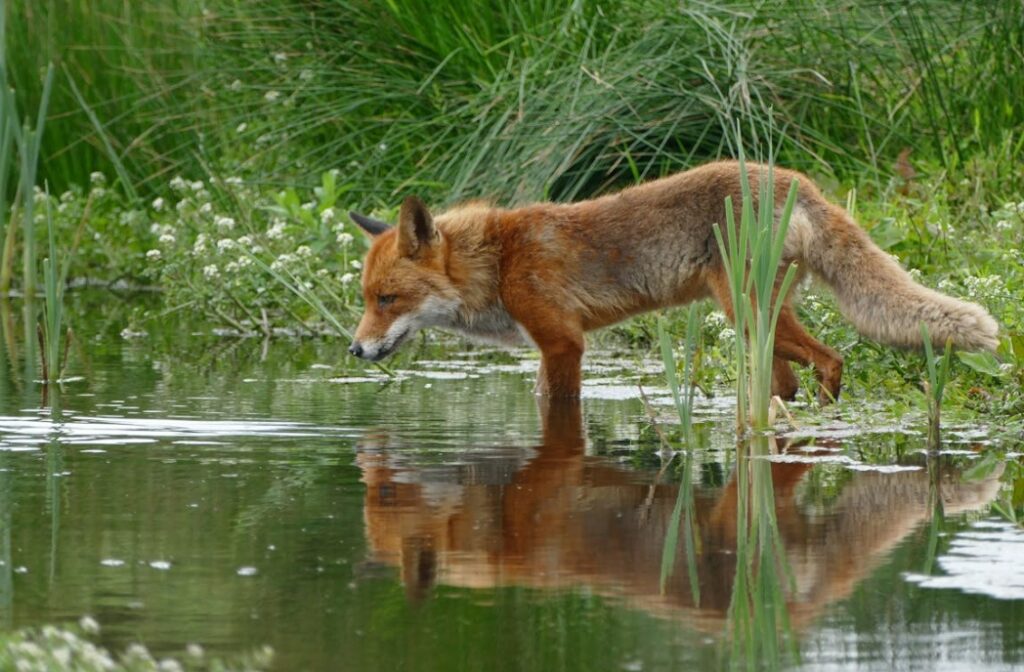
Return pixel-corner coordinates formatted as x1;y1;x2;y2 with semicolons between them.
356;400;1002;625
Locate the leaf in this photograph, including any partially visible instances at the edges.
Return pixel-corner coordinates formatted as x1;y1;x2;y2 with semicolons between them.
868;217;905;250
956;351;1003;377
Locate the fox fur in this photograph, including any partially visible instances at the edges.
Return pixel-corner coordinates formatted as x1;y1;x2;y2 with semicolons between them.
348;160;999;401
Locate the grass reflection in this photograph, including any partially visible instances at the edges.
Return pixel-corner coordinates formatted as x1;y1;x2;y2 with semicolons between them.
723;435;798;670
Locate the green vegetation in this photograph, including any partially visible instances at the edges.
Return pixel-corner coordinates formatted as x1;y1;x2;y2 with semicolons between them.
713;147;800;432
0;0;1020;423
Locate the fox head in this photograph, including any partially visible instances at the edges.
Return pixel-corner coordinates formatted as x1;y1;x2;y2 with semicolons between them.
347;196;461;361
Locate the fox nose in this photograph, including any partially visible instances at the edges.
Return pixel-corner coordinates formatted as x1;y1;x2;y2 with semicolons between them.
349;342;364;358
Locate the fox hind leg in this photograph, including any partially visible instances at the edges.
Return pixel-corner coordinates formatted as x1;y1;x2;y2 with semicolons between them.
772;306;843;404
771;356;800;401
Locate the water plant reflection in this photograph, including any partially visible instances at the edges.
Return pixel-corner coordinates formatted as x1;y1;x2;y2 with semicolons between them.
358;400;1003;665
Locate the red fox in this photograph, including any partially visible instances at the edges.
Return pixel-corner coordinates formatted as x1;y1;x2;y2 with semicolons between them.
348;161;998;401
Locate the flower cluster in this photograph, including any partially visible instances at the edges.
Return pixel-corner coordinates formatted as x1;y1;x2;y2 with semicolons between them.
143;169;375;332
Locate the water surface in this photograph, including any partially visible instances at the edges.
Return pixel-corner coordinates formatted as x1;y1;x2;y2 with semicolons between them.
0;294;1021;670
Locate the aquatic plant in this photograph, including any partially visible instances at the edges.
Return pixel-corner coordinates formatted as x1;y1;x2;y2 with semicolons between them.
657;305;702;443
657;304;704;603
920;323;953;451
724;436;798;669
713;142;800;433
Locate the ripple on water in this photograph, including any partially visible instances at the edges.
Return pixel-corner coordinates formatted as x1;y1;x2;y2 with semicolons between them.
903;519;1024;600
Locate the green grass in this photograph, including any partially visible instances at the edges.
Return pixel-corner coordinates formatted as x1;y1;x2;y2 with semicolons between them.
4;0;1023;200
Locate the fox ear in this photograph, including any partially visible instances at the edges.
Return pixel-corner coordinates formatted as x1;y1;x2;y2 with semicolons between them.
397;195;438;257
349;211;392;239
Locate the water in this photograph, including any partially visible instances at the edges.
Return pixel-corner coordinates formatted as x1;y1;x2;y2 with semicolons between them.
0;294;1022;671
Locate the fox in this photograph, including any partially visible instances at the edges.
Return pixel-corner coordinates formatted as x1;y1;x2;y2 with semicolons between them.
347;160;999;402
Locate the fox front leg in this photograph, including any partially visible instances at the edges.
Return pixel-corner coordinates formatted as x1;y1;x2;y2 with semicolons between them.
533;341;584;397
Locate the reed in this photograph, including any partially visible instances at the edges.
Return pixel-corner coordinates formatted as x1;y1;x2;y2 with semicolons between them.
920;323;953;452
724;436;798;669
713;143;800;433
657;304;704;603
40;188;66;384
657;305;702;443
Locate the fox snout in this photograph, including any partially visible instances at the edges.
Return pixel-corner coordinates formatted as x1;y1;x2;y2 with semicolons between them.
348;342;366;359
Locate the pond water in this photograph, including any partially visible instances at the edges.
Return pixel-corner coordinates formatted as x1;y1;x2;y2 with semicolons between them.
1;293;1022;671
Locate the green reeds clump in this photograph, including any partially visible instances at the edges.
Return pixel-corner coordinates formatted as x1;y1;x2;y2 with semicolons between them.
657;305;703;443
657;305;704;603
713;144;800;433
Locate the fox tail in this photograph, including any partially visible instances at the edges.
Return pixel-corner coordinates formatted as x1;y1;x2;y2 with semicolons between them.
796;204;999;352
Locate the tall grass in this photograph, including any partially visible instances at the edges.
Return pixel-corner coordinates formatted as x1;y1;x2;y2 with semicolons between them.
6;1;1023;200
714;145;800;433
4;0;202;192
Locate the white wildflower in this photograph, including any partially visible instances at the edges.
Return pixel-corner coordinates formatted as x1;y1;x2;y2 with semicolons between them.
272;52;288;64
215;215;236;231
336;232;354;247
236;122;248;134
158;659;184;672
60;190;75;203
79;615;100;634
217;238;236;252
199;202;213;215
237;255;252;268
186;644;204;659
203;264;219;278
264;90;281;102
320;207;335;224
996;219;1012;231
299;69;314;82
146;249;162;261
296;245;313;258
316;268;329;278
267;219;287;240
170;175;187;192
159;233;176;245
190;180;204;192
228;79;242;92
91;186;106;198
719;327;736;342
196;189;211;203
226;261;240;273
225;176;243;187
176;199;190;213
301;201;315;212
90;171;106;186
350;259;362;270
152;197;165;211
340;272;355;285
193;234;208;254
238;235;253;246
377;142;388;152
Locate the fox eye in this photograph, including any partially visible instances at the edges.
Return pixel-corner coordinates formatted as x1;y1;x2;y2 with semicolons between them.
377;294;397;308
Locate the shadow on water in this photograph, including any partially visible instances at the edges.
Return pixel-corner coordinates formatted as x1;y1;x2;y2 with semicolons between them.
357;399;1004;669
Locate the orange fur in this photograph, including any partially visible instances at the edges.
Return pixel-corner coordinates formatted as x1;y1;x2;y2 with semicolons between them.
349;161;998;401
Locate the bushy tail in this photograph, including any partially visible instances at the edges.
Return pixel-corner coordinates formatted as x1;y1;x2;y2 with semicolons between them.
801;204;999;351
